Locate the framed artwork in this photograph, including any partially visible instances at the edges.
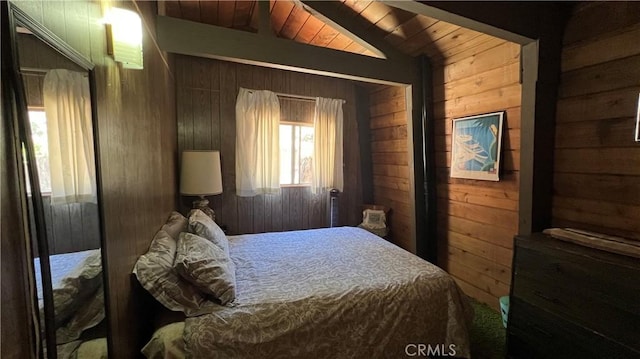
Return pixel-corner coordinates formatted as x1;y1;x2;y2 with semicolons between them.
450;111;505;181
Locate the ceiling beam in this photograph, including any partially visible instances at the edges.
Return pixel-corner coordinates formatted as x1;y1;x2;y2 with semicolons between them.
257;0;272;36
156;15;417;85
380;0;534;44
299;0;409;61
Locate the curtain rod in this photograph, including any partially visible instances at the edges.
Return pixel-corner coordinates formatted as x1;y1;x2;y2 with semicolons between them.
19;67;89;78
276;92;316;103
276;92;346;104
19;67;48;74
245;88;346;104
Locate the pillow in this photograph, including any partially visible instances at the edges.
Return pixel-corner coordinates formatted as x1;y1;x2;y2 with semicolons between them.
141;322;185;359
133;228;207;313
362;209;387;229
174;232;236;305
75;338;108;359
162;211;189;240
188;209;229;255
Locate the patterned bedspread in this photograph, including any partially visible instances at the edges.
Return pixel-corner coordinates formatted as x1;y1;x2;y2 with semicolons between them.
184;227;472;358
34;249;99;303
34;249;106;358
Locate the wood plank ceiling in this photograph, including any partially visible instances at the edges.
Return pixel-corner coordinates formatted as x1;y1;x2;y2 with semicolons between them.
163;0;495;61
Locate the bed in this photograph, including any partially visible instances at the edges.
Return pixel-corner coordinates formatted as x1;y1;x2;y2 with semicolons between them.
136;212;473;359
34;249;108;359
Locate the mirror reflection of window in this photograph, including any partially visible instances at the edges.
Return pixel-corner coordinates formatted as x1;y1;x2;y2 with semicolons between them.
28;109;52;193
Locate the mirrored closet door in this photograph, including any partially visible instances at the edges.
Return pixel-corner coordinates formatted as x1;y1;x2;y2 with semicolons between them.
5;3;109;358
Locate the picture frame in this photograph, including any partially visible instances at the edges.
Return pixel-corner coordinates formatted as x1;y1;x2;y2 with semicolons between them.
635;93;640;142
450;111;505;181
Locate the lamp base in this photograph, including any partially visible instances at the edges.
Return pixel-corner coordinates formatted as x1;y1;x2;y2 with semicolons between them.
192;197;216;221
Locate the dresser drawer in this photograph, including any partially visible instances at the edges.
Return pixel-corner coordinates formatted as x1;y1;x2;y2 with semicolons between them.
508;298;640;359
513;237;640;313
512;246;640;350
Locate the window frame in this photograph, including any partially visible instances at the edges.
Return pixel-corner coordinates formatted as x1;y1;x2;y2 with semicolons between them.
279;120;314;188
26;107;52;196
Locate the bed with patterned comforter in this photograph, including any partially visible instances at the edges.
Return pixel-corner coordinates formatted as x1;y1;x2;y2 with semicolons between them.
146;226;473;358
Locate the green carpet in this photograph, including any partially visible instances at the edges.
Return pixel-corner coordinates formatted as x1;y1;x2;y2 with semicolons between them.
469;300;507;359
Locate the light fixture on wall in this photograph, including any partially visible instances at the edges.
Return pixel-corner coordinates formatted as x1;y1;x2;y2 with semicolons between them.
104;7;143;69
180;150;223;221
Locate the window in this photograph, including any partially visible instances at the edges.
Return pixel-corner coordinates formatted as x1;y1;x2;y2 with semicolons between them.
24;109;52;193
279;122;313;186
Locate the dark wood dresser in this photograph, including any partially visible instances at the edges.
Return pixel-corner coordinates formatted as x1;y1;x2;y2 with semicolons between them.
507;233;640;359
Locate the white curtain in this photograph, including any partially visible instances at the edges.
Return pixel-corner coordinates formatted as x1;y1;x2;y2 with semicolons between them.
235;88;281;197
312;97;343;195
44;69;96;205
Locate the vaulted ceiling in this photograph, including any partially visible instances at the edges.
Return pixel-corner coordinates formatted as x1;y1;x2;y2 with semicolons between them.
161;0;498;63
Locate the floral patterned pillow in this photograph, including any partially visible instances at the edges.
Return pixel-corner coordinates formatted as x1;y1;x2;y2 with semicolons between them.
133;229;208;313
174;232;236;305
188;209;230;255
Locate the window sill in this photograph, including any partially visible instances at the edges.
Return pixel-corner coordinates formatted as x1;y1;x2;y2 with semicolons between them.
280;184;311;188
26;192;52;197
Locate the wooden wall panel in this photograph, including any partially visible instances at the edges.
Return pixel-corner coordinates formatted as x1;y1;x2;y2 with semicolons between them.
13;1;178;358
553;2;640;241
176;56;362;234
433;36;521;311
28;197;100;256
367;85;414;252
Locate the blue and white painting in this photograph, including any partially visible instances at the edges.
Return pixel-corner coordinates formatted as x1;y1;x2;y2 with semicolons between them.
450;112;504;181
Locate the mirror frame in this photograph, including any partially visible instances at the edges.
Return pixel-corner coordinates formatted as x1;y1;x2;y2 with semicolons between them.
5;2;109;358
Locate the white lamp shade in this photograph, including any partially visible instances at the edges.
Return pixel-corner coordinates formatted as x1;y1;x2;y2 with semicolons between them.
180;151;223;196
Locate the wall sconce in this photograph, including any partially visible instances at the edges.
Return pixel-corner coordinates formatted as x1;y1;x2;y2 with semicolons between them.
105;8;143;69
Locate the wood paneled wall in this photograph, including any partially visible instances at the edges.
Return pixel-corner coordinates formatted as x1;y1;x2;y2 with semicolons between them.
367;85;414;252
19;31;85;108
176;56;362;234
553;2;640;240
18;31;85;70
28;197;100;256
12;1;178;358
433;37;522;310
21;73;45;107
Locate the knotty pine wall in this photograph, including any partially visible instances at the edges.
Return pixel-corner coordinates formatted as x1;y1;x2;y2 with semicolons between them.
552;2;640;241
433;37;522;310
11;1;178;357
175;55;362;233
367;85;415;252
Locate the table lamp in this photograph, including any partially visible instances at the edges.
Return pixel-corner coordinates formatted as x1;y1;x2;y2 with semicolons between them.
180;150;223;221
